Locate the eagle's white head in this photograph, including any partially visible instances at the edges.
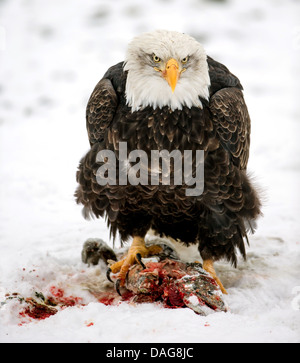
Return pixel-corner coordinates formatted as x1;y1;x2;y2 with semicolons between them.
124;30;210;112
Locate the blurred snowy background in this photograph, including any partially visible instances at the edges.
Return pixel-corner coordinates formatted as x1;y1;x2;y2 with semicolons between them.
0;0;299;342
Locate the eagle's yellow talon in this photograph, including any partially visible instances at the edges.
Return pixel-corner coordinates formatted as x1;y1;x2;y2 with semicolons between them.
109;236;162;287
109;259;125;274
203;259;228;295
146;245;163;255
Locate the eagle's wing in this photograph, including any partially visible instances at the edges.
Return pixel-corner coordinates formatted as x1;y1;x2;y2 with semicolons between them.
209;87;250;170
86;78;118;146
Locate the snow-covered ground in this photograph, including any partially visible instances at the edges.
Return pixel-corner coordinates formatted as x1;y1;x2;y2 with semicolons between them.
0;0;299;343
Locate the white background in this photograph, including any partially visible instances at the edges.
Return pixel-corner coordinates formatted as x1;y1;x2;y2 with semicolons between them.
0;0;299;342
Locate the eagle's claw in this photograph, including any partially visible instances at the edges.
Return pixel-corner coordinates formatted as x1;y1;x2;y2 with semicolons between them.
106;254;145;296
106;237;163;294
106;268;125;296
106;267;113;283
115;279;122;296
135;253;146;269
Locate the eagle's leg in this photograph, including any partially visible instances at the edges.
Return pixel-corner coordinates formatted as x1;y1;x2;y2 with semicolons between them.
108;236;162;289
203;259;228;295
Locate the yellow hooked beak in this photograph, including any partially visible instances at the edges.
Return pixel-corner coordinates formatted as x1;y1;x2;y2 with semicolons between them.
163;58;180;93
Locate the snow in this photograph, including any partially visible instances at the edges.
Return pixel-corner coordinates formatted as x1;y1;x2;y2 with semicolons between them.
0;0;300;343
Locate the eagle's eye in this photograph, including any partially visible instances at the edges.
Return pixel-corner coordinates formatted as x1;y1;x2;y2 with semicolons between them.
181;56;189;64
153;54;161;63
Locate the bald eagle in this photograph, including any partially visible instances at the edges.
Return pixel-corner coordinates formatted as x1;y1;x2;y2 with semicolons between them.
75;30;261;294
